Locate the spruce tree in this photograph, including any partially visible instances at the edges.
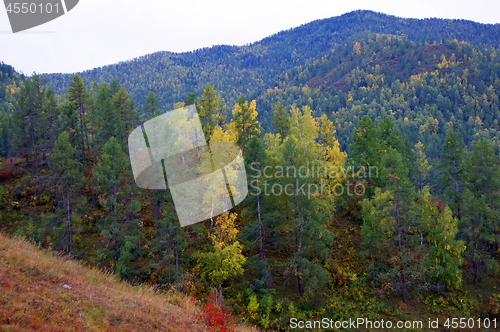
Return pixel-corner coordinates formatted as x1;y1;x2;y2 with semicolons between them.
349;115;381;200
271;101;290;141
68;75;90;158
366;148;420;303
15;75;44;182
231;96;260;154
92;83;124;151
50;132;83;255
241;136;272;289
142;91;160;121
461;139;500;286
92;136;129;262
197;85;226;142
439;129;465;218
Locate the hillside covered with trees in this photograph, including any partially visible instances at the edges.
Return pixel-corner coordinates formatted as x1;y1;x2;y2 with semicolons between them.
1;9;500;331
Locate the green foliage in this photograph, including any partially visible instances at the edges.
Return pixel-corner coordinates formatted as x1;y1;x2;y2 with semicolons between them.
440;129;465;216
364;148;422;303
460;139;500;286
197;85;226;142
247;295;259;320
142;91;159;120
4;13;500;330
92;136;133;267
92;82;124;151
0;62;24;157
271;101;290;141
14;75;45;177
418;187;465;290
195;241;247;290
230;96;260;153
48;131;83;254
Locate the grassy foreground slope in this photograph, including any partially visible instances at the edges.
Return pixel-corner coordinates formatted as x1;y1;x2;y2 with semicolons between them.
0;233;257;332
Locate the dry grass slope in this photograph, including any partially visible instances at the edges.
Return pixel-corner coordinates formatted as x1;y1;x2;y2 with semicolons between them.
0;233;259;332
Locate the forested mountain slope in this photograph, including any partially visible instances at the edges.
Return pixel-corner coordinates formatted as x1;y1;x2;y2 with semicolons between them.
0;63;24;158
2;10;500;332
258;33;500;153
41;10;500;116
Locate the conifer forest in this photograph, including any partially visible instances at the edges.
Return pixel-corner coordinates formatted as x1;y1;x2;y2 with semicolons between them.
1;10;500;331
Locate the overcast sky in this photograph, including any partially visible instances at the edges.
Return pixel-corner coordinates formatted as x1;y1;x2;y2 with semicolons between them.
1;0;499;75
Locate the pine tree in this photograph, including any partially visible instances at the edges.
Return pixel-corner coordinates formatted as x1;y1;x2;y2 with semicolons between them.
361;190;386;277
68;75;90;158
60;101;80;150
417;187;465;290
92;136;129;262
377;117;402;152
49;132;83;255
461;139;500;286
92;83;124;151
276;107;334;298
271;101;290;141
197;85;226;142
184;92;196;106
241;136;273;289
41;87;59;160
367;148;420;303
414;141;431;190
440;129;465;218
15;75;44;182
230;96;260;154
349;115;381;200
142;91;160;121
113;86;138;146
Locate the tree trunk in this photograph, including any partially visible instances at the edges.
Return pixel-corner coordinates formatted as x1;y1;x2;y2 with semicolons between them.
453;160;460;219
79;108;86;157
257;175;264;260
30;118;38;185
395;188;407;303
66;186;72;255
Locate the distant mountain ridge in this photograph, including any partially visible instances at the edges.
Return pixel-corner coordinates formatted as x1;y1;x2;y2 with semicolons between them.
40;10;500;113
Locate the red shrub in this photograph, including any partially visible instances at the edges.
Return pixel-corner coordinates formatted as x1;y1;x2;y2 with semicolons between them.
0;172;14;181
201;290;235;332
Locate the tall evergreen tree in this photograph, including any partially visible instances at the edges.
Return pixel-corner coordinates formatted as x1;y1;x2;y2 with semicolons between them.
417;187;465;291
183;92;196;106
349;115;381;200
365;148;420;303
460;139;500;286
93;136;129;262
197;85;226;142
15;75;44;182
113;86;138;146
271;101;290;141
92;83;124;151
414;141;431;191
241;136;273;289
277;106;334;298
49;132;83;255
440;129;465;218
41;87;59;159
142;91;160;121
231;96;260;154
68;75;90;158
